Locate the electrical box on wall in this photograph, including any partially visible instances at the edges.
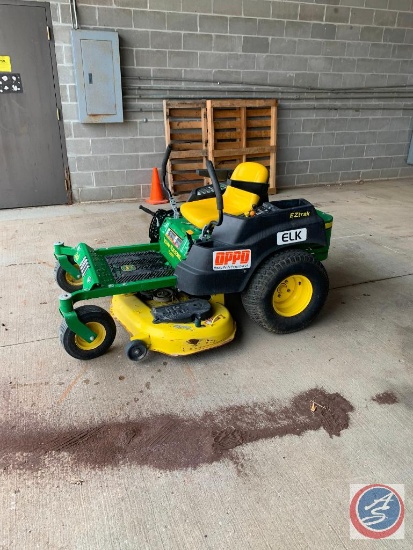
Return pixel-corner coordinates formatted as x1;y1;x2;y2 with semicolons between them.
71;30;123;123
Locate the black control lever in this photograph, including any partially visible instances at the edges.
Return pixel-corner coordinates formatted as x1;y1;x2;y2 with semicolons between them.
200;160;224;239
139;205;155;217
206;159;223;227
161;144;179;218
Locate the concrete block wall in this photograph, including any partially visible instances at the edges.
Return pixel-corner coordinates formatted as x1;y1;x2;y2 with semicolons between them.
40;0;413;201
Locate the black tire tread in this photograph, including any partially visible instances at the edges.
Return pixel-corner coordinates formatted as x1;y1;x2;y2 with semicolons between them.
54;261;82;293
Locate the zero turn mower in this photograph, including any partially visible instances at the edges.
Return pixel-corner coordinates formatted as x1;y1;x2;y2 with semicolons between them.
54;146;333;361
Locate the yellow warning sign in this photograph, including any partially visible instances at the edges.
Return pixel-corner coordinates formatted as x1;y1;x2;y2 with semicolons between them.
0;56;12;72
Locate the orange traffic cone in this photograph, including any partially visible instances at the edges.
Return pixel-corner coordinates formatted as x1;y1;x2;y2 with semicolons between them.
146;167;168;205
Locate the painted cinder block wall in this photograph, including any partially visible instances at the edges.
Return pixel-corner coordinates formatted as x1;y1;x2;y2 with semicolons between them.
37;0;413;201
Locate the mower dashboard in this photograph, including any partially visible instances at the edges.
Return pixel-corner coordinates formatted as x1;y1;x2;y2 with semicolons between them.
254;202;279;215
187;182;228;202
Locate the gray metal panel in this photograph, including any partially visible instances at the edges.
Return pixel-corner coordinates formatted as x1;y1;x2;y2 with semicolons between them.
81;40;116;115
72;30;123;124
0;2;67;208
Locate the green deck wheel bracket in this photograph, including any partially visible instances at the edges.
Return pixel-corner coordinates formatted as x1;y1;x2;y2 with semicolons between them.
54;242;82;280
59;293;98;342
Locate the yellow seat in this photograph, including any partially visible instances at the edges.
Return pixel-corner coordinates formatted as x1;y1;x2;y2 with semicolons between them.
180;186;260;229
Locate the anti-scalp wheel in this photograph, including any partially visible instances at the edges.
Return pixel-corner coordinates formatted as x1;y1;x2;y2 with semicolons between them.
54;259;83;293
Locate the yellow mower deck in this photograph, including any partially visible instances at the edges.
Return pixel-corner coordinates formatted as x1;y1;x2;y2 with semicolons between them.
111;294;236;357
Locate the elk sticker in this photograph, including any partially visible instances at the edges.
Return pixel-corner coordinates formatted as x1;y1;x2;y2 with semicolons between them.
213;249;251;271
277;228;307;245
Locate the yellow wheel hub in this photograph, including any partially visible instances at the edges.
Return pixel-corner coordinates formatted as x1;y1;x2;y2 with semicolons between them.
75;322;106;350
65;266;82;288
272;275;313;317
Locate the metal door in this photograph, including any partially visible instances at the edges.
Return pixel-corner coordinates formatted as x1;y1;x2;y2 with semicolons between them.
0;1;68;208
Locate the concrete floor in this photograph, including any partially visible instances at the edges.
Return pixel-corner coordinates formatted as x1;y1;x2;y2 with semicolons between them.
0;180;412;549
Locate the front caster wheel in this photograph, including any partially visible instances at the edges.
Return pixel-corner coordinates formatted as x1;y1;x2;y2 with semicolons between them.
54;260;83;293
59;305;116;360
241;249;329;334
125;340;148;362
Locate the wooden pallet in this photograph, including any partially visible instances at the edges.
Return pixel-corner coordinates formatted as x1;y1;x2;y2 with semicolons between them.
207;99;277;191
163;100;207;195
164;99;277;195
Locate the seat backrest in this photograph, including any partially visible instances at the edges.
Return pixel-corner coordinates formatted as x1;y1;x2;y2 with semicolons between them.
231;162;269;183
230;162;269;205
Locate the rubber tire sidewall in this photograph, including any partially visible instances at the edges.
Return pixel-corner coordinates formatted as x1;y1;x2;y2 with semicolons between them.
241;249;329;334
54;261;82;293
60;305;117;360
125;340;148;362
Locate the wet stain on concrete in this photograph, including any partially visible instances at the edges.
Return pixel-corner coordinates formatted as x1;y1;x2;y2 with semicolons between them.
372;391;398;405
0;388;353;472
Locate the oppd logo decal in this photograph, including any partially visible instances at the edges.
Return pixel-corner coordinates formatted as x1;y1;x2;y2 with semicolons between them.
213;249;251;271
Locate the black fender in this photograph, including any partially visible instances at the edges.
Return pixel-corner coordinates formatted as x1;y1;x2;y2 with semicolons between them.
175;203;328;296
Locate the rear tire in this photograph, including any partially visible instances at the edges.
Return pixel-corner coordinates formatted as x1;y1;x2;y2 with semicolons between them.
148;209;173;243
60;305;116;360
241;250;329;334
